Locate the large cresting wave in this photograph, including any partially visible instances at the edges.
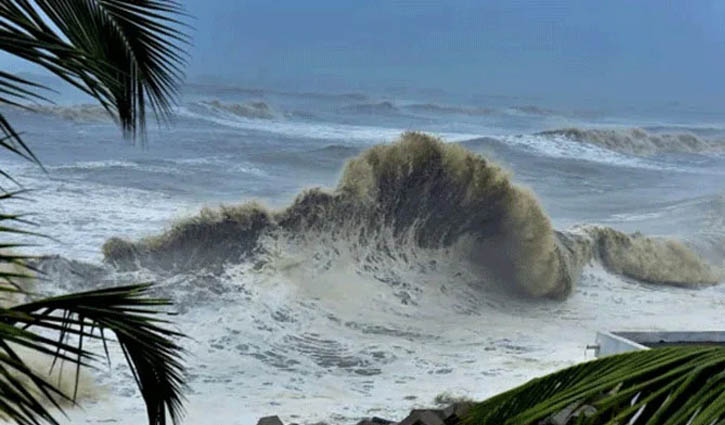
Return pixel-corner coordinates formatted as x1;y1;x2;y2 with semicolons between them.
103;132;721;299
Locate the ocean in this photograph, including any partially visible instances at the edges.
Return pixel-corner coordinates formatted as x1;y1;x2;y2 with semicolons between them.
1;84;724;424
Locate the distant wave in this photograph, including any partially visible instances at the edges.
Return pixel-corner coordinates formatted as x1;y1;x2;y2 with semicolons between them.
601;194;725;268
184;83;266;97
103;133;719;302
308;144;362;158
339;101;399;115
557;225;720;287
23;104;113;123
11;100;277;123
175;106;480;142
404;103;557;118
509;105;556;116
185;83;369;102
642;125;725;137
404;103;494;116
494;134;675;170
284;110;319;120
538;127;725;155
198;100;275;119
290;91;368;102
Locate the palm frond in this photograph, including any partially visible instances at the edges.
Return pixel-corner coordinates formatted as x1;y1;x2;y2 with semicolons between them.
0;2;190;425
0;284;186;425
465;346;725;425
0;0;190;140
0;173;185;425
0;192;41;294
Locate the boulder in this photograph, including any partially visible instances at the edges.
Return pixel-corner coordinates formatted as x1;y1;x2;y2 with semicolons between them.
442;402;474;424
257;416;284;425
357;419;396;425
399;410;445;425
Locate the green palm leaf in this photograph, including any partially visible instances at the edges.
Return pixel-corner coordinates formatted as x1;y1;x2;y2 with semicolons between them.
0;0;190;144
0;1;190;424
465;346;725;425
3;284;186;425
0;193;186;425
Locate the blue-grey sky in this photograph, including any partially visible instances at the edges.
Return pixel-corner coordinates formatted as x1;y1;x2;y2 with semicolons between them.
4;0;725;109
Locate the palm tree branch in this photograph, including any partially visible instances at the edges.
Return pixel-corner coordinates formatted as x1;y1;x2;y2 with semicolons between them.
464;347;725;425
5;284;187;425
1;0;189;141
0;2;189;424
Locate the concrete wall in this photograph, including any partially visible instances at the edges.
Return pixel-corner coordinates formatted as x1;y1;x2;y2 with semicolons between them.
595;332;649;357
594;331;725;357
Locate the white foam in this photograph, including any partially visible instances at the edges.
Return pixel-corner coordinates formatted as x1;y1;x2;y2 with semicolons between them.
48;159;180;175
602;212;664;222
175;106;481;143
53;257;724;425
168;156;269;177
1;163;198;262
500;134;686;170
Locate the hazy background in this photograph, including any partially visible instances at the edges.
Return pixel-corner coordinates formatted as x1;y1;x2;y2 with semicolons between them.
2;0;725;110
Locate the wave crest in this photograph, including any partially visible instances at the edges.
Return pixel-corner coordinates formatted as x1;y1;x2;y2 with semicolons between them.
28;104;112;123
340;101;399;115
557;225;720;286
538;127;725;155
200;100;274;119
404;103;494;116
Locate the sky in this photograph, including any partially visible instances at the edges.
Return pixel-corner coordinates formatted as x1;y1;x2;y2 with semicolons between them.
3;0;725;109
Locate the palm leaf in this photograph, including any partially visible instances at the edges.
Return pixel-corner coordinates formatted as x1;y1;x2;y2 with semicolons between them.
0;284;186;425
0;192;42;295
0;0;190;143
0;189;186;425
465;346;725;425
0;2;190;424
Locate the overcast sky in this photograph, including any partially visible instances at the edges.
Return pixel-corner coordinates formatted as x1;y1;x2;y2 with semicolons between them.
3;0;725;108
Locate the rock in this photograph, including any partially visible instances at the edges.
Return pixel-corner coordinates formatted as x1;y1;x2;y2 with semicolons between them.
257;416;284;425
357;420;396;425
399;410;445;425
442;402;474;424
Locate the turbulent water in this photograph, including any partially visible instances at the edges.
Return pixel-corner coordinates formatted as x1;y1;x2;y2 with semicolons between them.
1;86;724;425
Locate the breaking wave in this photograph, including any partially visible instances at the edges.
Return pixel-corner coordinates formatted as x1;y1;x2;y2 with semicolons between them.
281;91;368;102
102;133;720;301
557;226;720;287
404;103;494;117
198;100;275;119
24;104;113;123
308;144;362;158
539;127;725;155
509;105;555;116
340;101;399;115
0;261;102;408
12;100;277;123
